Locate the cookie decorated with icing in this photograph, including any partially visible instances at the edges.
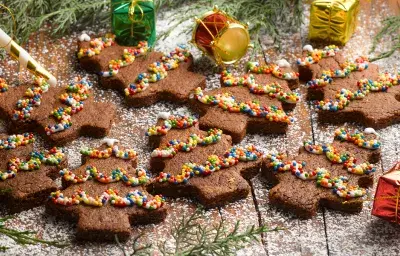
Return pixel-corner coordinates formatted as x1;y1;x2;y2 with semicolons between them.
262;128;381;218
190;61;300;143
146;114;263;208
46;140;167;242
0;77;116;146
0;133;67;213
297;45;400;129
77;34;206;107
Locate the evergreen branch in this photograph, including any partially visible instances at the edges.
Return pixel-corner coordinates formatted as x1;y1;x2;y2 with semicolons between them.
116;234;152;256
0;0;303;53
370;15;400;62
0;216;68;251
118;207;284;256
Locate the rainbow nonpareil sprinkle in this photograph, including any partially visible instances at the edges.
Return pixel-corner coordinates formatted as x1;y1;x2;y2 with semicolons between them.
80;145;137;160
0;133;34;150
13;77;50;121
124;45;191;96
221;69;299;104
334;128;381;150
100;41;149;77
297;45;340;66
45;77;92;135
316;72;400;111
60;167;149;186
0;147;64;181
156;145;262;184
247;61;299;80
77;34;115;59
306;56;369;89
266;153;366;199
194;87;293;124
151;129;223;158
146;115;198;136
50;189;165;209
0;78;8;93
304;142;376;175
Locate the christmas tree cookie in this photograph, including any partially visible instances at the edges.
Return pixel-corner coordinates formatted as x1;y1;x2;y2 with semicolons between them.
297;45;400;129
77;34;206;107
262;128;381;218
190;61;300;143
146;113;263;208
47;139;167;242
0;76;116;145
0;133;66;213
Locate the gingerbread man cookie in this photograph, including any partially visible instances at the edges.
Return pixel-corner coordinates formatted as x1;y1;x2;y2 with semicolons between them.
0;77;116;146
190;61;300;143
262;128;381;218
0;133;67;213
47;140;167;242
146;113;263;208
77;34;206;107
297;45;400;129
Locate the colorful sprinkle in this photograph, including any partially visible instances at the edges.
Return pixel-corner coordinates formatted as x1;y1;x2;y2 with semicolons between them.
151;128;223;158
247;61;299;80
221;69;299;104
80;145;137;160
0;147;64;181
50;189;165;209
60;167;149;186
124;45;191;96
194;87;293;124
266;153;366;199
334;128;381;150
297;45;340;66
316;72;400;111
100;41;149;77
306;56;369;89
0;78;9;93
156;145;262;184
77;34;115;59
13;77;50;121
45;77;92;135
146;115;198;136
0;133;34;150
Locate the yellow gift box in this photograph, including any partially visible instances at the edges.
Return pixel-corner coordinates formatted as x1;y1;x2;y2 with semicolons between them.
309;0;360;45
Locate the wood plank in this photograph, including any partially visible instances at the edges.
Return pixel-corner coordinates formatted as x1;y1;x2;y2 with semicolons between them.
311;1;400;255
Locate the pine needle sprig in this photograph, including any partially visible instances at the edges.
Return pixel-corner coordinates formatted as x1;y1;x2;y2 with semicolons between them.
369;15;400;62
0;216;68;250
155;207;284;256
116;233;152;256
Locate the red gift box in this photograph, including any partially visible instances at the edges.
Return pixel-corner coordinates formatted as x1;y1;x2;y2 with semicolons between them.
372;162;400;223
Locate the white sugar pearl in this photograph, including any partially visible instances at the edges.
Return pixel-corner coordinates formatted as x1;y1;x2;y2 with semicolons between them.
303;44;314;52
79;33;91;42
157;112;171;120
101;138;119;146
364;127;380;137
276;59;291;68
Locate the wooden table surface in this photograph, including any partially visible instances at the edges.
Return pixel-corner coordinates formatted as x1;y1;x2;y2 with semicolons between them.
0;1;399;255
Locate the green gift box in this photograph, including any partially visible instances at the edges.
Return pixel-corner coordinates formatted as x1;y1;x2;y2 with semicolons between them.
111;0;156;46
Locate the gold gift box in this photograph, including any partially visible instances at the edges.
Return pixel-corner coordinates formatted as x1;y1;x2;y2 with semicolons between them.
309;0;360;45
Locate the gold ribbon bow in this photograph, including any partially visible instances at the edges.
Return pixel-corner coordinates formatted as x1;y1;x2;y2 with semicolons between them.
128;0;152;23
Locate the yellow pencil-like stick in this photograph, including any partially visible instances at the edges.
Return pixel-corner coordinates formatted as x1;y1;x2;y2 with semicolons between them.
0;28;57;86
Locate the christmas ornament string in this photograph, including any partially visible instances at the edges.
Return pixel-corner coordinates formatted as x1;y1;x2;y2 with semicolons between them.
0;4;57;86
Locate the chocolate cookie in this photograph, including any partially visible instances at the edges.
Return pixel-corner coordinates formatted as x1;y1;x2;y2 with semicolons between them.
262;128;381;218
297;45;400;129
146;113;263;208
0;133;67;213
0;77;116;146
46;139;167;242
190;61;299;143
77;34;206;107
